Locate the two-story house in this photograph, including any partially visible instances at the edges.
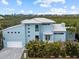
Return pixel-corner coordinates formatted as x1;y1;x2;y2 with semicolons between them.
2;18;66;48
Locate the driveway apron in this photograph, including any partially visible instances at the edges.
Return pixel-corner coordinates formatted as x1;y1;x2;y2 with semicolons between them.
0;48;24;59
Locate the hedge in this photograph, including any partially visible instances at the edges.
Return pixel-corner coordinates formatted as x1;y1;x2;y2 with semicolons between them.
26;40;79;58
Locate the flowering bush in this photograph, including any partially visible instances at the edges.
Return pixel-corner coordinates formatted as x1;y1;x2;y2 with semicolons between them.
65;41;79;57
26;40;79;58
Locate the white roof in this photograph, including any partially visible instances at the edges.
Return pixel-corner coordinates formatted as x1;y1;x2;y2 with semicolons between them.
21;18;55;24
3;25;22;31
0;16;4;19
53;24;66;31
34;18;55;23
21;19;41;24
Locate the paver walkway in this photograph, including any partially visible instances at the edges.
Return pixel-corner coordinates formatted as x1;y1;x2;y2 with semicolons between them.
0;48;24;59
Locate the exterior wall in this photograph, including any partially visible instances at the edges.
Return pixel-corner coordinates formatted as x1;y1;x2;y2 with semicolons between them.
40;23;54;41
3;24;25;48
53;31;66;42
24;23;66;42
2;22;66;48
25;23;54;42
25;24;36;42
25;24;41;42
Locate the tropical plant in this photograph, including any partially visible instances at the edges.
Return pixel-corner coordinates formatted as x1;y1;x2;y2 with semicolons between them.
65;41;79;57
26;40;79;58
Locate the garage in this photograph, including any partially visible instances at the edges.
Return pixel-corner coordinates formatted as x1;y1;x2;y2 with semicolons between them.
7;41;22;48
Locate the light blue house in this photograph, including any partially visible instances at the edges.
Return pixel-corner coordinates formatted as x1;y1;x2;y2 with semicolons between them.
2;18;66;48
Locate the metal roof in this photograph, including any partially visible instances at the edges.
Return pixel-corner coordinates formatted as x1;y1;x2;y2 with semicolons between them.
3;25;22;31
21;19;41;24
34;18;55;23
0;16;4;19
53;24;66;31
21;18;55;24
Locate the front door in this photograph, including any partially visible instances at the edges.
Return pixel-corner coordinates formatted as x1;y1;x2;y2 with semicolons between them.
45;35;50;40
35;35;39;40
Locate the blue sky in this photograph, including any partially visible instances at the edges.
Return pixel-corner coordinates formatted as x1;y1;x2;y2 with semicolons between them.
0;0;79;15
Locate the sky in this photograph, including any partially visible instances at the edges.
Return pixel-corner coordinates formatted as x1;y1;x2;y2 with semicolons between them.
0;0;79;15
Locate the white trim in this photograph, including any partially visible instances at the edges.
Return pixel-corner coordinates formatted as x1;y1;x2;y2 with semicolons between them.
2;24;22;31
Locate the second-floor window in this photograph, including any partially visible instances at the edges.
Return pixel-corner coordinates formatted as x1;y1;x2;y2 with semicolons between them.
35;25;39;31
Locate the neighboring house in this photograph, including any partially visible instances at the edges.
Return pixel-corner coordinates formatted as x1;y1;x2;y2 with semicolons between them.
2;18;66;48
0;16;4;20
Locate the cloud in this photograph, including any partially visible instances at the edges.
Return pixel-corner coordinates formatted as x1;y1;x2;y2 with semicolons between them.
71;5;76;10
35;8;67;15
1;0;8;5
20;10;25;14
28;10;33;14
36;7;79;15
70;10;78;14
49;8;67;15
40;3;51;7
16;0;22;6
18;10;33;14
70;5;78;14
34;0;65;7
5;8;15;15
51;8;79;15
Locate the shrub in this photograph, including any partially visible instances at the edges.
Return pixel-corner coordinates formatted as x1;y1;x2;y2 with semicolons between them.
51;42;61;57
26;40;79;58
26;40;46;57
65;41;79;57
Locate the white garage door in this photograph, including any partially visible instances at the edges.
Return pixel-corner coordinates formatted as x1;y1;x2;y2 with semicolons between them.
7;41;22;48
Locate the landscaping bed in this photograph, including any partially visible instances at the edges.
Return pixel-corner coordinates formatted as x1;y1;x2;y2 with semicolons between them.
25;40;79;58
29;58;79;59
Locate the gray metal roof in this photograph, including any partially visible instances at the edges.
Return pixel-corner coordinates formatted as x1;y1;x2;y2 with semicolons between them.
53;23;66;31
0;16;4;19
21;18;55;24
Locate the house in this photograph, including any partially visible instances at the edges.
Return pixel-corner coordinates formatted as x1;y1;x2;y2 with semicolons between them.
0;16;4;20
2;18;66;48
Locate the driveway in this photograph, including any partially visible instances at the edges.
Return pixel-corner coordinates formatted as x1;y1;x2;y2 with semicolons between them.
0;48;24;59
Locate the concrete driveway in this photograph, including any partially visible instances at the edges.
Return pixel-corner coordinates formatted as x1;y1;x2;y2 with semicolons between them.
0;48;24;59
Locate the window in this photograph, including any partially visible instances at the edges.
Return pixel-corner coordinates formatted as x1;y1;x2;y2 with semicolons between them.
35;35;39;40
35;25;39;31
54;33;64;34
28;31;30;33
18;32;20;34
28;24;30;26
15;32;16;33
45;35;50;40
7;32;9;33
28;28;30;30
28;35;30;37
11;32;13;33
42;23;50;25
